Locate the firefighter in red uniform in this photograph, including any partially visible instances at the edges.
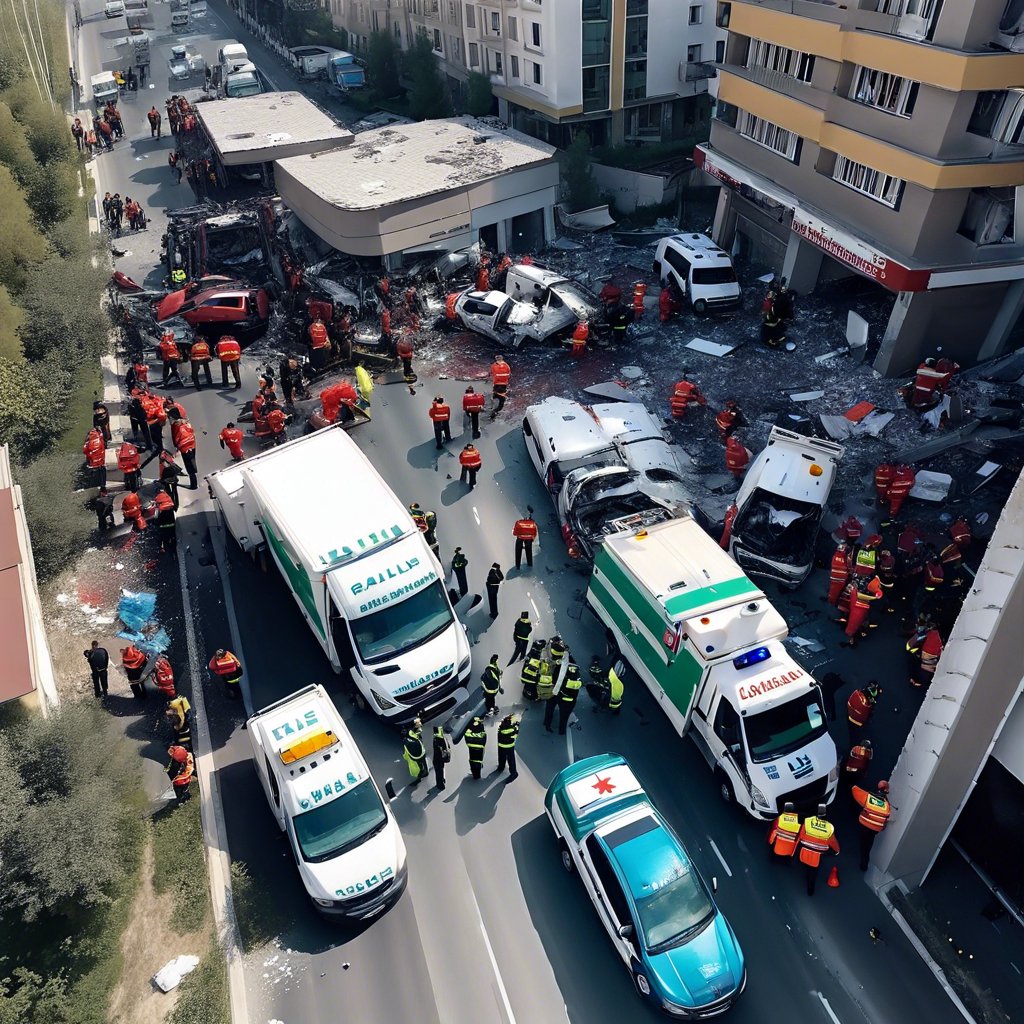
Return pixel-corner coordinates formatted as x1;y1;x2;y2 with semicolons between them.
669;379;706;419
837;514;862;547
216;335;242;389
826;542;851;605
490;357;511;418
724;436;751;478
513;511;539;569
140;391;166;452
767;802;801;861
429;396;452;449
169;412;199;489
208;648;243;698
320;382;358;425
796;805;840;896
463;386;486;439
263;404;287;442
152;654;176;698
715;400;741;441
949;517;972;550
843;739;873;788
219;422;244;461
571;320;589;357
308;317;330;371
154;485;177;553
189;336;212;389
83;428;108;493
460;443;482;488
121;491;146;532
907;359;947;411
851;780;891;870
874;462;894;504
476;260;490;293
842;576;883;646
380;308;393;348
445;293;459;321
157;330;182;386
117;440;142;493
853;534;881;579
847;680;882;729
907;625;943;687
122;643;148;699
881;464;916;526
397;335;415;381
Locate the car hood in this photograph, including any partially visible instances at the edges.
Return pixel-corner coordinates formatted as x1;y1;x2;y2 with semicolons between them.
299;814;406;902
647;913;745;1009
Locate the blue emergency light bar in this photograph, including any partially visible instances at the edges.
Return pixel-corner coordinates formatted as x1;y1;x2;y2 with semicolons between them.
733;646;771;670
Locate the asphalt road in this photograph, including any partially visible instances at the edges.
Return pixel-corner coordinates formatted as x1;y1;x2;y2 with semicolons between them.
75;3;965;1022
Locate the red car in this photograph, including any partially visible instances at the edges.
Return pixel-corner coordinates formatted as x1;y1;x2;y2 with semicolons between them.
156;282;270;336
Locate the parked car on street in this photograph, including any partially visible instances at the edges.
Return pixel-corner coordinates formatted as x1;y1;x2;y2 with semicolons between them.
545;753;746;1016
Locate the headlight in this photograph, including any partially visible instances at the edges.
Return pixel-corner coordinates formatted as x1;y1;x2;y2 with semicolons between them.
750;785;771;809
828;763;839;784
313;897;334;907
369;689;397;711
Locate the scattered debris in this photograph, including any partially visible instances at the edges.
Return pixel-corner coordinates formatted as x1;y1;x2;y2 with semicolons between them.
687;337;738;357
153;955;200;992
908;471;953;503
584;381;635;402
790;390;825;402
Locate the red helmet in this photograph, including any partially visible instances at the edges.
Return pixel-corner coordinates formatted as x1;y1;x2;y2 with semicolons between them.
864;534;883;548
877;780;890;793
169;746;188;763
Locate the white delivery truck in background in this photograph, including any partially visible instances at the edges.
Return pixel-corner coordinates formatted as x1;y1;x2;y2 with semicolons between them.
90;71;119;108
208;426;471;724
248;684;407;918
224;63;262;98
587;515;838;819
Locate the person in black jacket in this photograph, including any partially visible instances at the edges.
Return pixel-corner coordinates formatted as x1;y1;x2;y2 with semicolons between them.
432;725;450;791
84;640;109;697
486;562;504;619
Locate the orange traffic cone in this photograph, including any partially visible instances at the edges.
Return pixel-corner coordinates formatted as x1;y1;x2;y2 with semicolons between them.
827;865;840;888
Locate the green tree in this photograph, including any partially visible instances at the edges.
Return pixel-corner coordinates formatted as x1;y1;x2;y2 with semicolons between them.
366;30;402;99
564;130;600;213
0;287;24;361
0;166;48;293
464;71;494;117
405;32;452;121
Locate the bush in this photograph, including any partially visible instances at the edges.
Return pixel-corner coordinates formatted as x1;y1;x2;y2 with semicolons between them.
15;450;94;581
153;799;210;934
592;138;702;170
405;33;452;120
0;165;48;293
166;941;228;1024
464;71;495;117
366;31;402;99
564;131;600;213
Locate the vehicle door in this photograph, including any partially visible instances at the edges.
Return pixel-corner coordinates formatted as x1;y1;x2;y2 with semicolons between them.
520;414;553;487
710;694;750;800
457;295;501;341
581;834;637;967
662;246;692;300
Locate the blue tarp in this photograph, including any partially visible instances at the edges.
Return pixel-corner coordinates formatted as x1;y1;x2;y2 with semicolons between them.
117;590;157;632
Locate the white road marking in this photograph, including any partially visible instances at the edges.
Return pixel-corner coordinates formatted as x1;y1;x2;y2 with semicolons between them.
474;902;517;1023
565;722;574;764
472;506;480;525
529;597;539;617
814;990;842;1024
708;838;733;878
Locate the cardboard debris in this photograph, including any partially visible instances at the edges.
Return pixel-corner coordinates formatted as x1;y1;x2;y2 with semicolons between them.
908;470;953;503
921;395;951;430
790;390;825;402
686;337;739;357
844;401;875;422
153;955;200;993
819;410;894;440
584;381;635;402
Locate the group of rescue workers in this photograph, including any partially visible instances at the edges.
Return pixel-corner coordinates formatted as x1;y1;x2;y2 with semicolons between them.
668;376;753;482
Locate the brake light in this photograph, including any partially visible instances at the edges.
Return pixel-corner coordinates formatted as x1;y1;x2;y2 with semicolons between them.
562;523;582;559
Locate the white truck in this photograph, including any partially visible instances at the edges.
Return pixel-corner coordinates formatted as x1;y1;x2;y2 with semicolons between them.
224;63;262;98
288;44;341;78
587;515;838;819
248;684;407;918
90;71;119;108
208;426;472;724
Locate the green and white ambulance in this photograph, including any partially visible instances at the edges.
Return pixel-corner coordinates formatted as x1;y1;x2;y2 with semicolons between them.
587;515;838;819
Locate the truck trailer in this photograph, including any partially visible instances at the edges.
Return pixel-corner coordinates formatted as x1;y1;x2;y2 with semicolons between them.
208;426;472;724
587;515;838;819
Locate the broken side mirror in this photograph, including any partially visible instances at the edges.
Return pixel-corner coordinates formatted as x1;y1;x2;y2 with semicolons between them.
617;924;634;940
384;778;396;801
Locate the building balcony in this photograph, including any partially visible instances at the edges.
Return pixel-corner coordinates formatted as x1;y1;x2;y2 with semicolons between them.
682;61;718;83
728;0;846;27
720;61;826;110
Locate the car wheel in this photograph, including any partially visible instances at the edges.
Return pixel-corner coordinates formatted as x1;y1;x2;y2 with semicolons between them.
716;770;734;806
559;841;574;873
634;972;652;998
693;298;708;315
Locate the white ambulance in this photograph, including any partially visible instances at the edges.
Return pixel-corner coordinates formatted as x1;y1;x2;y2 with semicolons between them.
248;685;407;919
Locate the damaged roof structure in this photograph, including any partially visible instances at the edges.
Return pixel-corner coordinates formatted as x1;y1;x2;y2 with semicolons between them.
195;91;352;166
274;116;559;263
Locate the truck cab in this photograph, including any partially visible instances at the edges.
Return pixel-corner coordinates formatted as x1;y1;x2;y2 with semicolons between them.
90;71;119;108
587;516;838;819
225;63;262;98
248;685;407;919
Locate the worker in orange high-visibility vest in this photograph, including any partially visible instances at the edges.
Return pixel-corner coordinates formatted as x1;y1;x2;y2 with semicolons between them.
152;654;176;698
796;804;840;896
881;463;916;526
490;357;511;418
208;648;243;699
308;317;330;371
513;510;539;569
725;436;751;478
874;462;894;504
851;780;891;870
767;802;801;861
429;395;452;449
571;320;589;357
841;577;882;645
462;386;486;439
459;443;482;488
827;542;851;605
216;335;242;389
219;422;244;461
669;379;706;419
121;491;147;532
122;643;148;699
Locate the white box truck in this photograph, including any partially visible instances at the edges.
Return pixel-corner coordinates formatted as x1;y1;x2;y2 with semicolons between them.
248;684;407;918
208;426;471;724
587;515;838;819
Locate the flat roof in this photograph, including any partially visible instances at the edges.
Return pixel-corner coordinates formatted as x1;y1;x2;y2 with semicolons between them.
275;115;556;211
196;92;351;165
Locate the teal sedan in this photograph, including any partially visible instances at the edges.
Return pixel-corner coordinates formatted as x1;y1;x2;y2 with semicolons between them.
544;754;746;1017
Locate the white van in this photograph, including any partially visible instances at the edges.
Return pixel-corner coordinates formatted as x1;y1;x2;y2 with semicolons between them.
653;233;741;314
208;426;471;723
248;685;407;918
104;0;125;17
90;71;119;107
728;427;844;587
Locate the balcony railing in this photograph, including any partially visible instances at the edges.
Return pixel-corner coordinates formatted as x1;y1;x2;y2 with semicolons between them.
681;61;717;82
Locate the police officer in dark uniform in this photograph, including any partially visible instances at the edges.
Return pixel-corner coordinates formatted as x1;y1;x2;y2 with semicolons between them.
558;660;583;735
509;611;533;664
486;563;504;619
464;716;487;779
496;714;519;781
481;655;502;716
432;725;450;791
451;547;469;597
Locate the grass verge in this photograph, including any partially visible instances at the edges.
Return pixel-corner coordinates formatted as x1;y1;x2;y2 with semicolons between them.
165;938;229;1024
231;859;292;952
889;887;1011;1024
153;797;211;935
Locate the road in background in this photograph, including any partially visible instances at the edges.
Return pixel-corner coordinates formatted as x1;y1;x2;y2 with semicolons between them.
73;2;965;1021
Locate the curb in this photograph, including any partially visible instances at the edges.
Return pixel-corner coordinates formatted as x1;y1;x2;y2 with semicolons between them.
878;881;977;1024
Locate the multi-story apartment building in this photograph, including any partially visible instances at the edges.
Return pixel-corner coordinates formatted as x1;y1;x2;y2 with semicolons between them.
328;0;404;54
699;0;1024;374
405;0;470;98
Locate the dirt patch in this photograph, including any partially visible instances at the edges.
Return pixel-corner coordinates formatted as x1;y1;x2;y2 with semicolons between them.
109;831;212;1024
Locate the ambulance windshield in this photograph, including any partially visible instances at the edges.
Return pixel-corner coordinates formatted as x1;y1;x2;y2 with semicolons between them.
742;690;827;762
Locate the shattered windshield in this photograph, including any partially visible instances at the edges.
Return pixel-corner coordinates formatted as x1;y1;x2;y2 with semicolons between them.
733;489;821;565
555;281;598;317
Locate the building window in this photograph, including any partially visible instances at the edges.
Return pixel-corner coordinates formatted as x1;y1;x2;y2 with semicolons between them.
716;39;725;62
583;65;610;112
739;110;799;160
626;0;648;13
508;15;518;41
532;61;542;85
469;41;479;66
625;15;648;56
490;11;500;32
958;187;1015;245
465;3;474;29
530;22;542;47
624;60;647;101
689;4;702;24
852;66;918;117
433;29;442;52
627;102;662;141
687;44;702;62
511;54;520;78
833;154;904;207
876;0;939;17
747;39;814;83
716;2;731;27
490;50;503;75
584;0;611;17
968;90;1024;145
582;22;611;67
448;0;457;21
